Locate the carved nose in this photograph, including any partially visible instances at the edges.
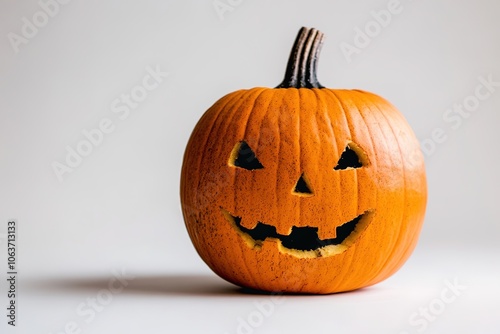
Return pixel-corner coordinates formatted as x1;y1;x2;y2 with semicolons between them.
292;173;313;197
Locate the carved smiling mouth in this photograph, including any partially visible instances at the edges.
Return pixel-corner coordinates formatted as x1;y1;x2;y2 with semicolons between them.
222;209;374;258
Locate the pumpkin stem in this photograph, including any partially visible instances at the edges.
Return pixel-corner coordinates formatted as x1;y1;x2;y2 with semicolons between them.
277;27;325;89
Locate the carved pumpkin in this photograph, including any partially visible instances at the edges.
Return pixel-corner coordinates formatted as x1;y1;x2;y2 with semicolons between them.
180;27;427;294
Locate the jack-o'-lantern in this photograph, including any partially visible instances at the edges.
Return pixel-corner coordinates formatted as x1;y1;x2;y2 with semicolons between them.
180;27;427;294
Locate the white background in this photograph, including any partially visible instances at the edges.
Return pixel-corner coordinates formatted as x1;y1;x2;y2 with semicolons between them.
1;0;499;333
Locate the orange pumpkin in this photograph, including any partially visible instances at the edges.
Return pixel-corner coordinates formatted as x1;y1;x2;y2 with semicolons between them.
180;27;427;294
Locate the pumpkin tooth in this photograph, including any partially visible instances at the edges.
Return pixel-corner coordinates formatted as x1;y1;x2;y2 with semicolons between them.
238;217;260;230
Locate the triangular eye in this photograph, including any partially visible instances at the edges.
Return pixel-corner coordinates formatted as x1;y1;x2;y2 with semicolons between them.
229;141;264;170
334;144;363;170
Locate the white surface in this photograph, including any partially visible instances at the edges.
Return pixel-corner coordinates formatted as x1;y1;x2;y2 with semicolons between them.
1;0;500;333
19;246;500;334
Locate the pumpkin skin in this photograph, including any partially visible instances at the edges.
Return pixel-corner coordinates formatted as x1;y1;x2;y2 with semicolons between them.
180;28;427;294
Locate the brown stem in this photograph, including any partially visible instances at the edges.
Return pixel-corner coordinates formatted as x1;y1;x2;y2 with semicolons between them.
277;27;325;89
